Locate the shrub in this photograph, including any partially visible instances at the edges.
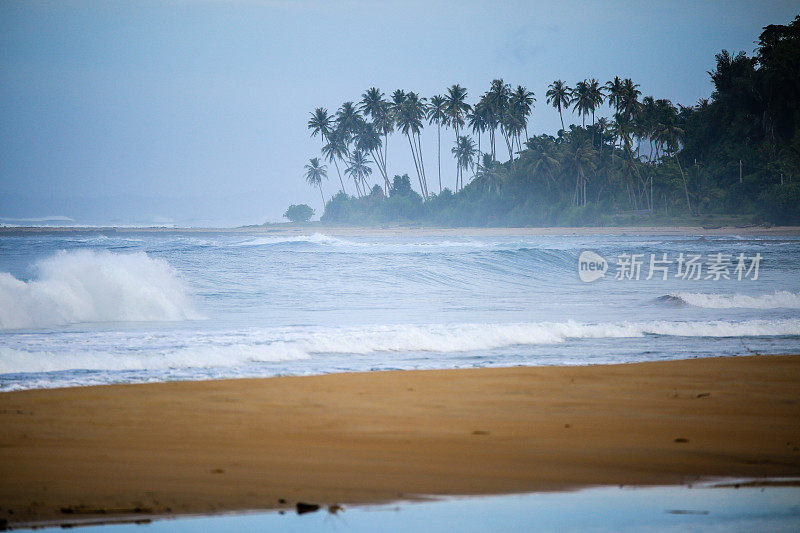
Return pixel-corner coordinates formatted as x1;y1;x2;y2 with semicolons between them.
283;204;315;222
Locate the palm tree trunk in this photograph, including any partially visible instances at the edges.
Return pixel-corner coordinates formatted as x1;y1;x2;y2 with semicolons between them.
406;133;426;199
415;133;428;198
674;153;692;215
437;121;442;194
558;106;565;131
318;184;326;209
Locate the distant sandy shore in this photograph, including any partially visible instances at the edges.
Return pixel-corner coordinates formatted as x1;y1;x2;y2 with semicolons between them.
1;355;799;527
2;224;800;237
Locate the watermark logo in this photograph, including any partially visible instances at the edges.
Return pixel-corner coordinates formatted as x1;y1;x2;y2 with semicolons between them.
578;251;762;282
578;250;608;282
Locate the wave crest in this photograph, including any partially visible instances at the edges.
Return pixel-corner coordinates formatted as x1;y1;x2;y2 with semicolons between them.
0;250;201;329
660;291;800;309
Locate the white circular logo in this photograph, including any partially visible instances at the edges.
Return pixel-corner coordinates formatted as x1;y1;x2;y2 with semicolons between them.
578;250;607;282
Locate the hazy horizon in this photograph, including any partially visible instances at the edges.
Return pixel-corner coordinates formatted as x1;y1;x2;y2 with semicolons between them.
2;0;798;227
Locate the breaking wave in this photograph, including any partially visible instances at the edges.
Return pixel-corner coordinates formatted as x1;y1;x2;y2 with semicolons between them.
0;250;202;329
3;319;797;376
658;291;800;309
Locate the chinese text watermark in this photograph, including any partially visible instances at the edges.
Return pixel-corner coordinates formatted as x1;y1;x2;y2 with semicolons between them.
578;251;762;283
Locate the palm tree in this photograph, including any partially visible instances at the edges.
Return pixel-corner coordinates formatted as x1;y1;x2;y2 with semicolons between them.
427;95;449;194
335;102;362;144
563;138;598;206
487;79;513;161
468;101;488;167
308;107;346;193
620;78;642;119
511;85;535;143
304;157;327;208
395;91;429;198
546;80;571;132
587;78;605;125
605;76;625;113
354;120;389;193
452;135;476;191
571;80;594;127
345;149;373;194
472;154;504;195
359;88;392;189
444;84;471;188
522;136;559;190
476;92;499;159
321;130;354;195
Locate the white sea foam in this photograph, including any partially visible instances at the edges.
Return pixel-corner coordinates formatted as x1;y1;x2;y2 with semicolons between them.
231;233;350;247
4;319;797;377
669;291;800;309
0;250;202;329
0;343;309;374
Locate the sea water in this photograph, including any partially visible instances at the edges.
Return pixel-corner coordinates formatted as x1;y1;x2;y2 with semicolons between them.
1;232;799;391
17;484;800;532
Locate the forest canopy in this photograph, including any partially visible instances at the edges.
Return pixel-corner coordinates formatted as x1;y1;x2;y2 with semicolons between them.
301;15;800;226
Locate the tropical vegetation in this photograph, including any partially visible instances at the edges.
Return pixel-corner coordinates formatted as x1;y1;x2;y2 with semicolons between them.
300;16;800;226
283;204;315;222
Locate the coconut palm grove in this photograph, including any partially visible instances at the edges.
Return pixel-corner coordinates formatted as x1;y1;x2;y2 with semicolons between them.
300;15;800;227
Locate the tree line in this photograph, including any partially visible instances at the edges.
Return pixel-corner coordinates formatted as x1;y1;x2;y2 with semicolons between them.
300;15;800;226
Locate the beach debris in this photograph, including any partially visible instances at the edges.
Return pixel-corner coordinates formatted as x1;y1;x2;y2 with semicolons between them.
472;430;490;435
328;504;344;514
296;502;320;515
696;393;710;398
59;505;152;515
278;498;287;504
210;468;224;474
674;438;689;443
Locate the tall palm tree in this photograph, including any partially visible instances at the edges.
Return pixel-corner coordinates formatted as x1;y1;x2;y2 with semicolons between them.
604;76;625;113
571;80;594;127
308;107;346;193
354;120;389;193
620;78;642;119
334;102;362;145
395;91;429;198
587;78;605;125
468;101;488;168
511;85;535;143
360;87;391;187
546;80;571;132
304;157;327;208
345;149;373;195
427;95;449;194
452;135;476;191
321;130;354;195
476;92;499;159
487;79;513;161
444;84;471;188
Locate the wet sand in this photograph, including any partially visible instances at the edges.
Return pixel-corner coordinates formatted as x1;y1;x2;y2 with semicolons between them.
1;355;799;527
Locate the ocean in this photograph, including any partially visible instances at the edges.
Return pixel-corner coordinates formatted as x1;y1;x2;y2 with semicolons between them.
1;231;799;391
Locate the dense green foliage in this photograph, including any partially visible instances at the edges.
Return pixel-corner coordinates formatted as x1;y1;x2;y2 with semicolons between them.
305;16;800;226
283;203;315;222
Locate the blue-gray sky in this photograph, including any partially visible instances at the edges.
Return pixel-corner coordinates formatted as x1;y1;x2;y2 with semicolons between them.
1;1;797;226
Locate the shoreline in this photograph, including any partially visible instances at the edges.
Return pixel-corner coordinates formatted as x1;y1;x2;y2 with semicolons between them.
1;224;800;237
1;355;799;527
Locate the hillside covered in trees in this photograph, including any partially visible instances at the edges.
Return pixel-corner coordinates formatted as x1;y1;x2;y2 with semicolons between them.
301;15;800;226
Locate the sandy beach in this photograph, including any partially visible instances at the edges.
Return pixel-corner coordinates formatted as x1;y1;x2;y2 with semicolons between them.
1;355;799;527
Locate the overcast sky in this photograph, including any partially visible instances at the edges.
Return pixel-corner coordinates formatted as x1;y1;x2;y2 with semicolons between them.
1;1;797;226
